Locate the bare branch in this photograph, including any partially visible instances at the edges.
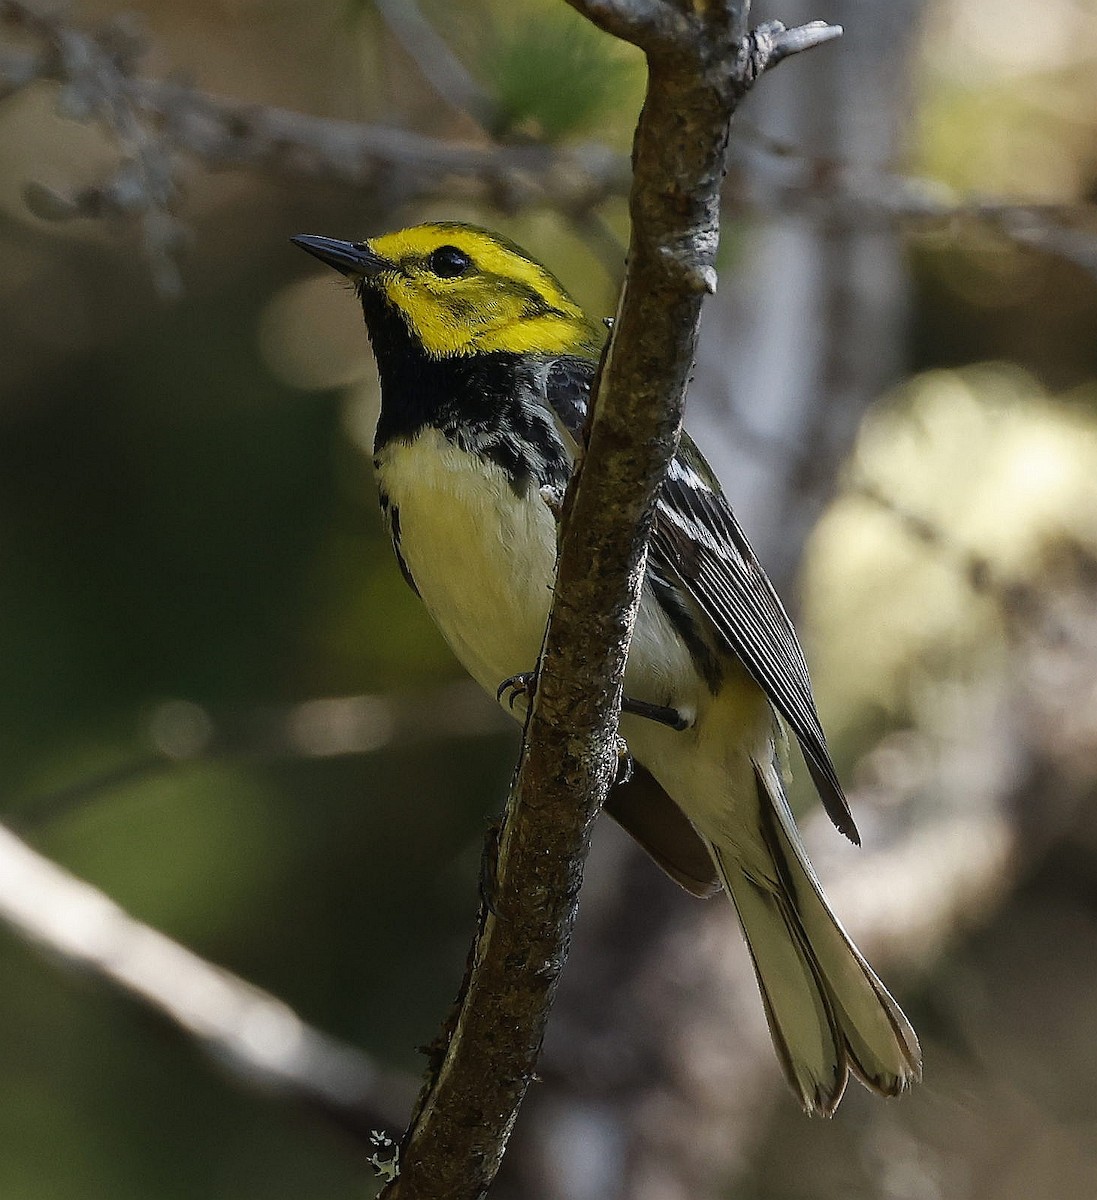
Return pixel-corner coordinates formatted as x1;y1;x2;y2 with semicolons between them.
3;5;1097;281
1;0;183;293
0;822;415;1140
562;0;685;52
750;18;843;69
0;42;626;208
728;19;843;97
378;6;842;1198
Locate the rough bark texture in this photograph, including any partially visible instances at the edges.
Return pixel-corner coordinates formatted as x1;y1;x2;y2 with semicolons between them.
493;6;928;1198
492;9;926;1200
379;5;839;1198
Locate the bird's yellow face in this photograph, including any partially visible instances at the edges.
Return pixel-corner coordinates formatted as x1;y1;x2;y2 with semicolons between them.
358;224;601;359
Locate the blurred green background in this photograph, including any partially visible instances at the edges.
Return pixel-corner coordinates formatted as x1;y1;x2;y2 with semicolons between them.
2;0;1097;1197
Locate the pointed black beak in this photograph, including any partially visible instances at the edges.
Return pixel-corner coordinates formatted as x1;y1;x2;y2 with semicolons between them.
291;234;388;278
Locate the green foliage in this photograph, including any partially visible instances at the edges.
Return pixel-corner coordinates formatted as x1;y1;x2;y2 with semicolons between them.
480;11;637;141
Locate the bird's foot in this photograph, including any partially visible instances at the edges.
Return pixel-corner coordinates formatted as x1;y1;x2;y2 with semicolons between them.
614;736;634;785
497;671;535;711
538;485;564;518
498;673;689;734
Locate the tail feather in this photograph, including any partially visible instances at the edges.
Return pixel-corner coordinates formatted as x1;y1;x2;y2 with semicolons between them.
710;761;922;1114
757;762;922;1093
714;845;848;1114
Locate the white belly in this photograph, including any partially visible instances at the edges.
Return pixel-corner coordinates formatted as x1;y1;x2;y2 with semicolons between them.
375;427;714;764
375;428;558;693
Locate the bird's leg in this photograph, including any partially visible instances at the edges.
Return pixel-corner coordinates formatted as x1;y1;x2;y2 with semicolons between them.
621;697;691;731
497;672;690;732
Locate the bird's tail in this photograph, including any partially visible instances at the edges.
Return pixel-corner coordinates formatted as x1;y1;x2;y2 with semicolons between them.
709;761;922;1116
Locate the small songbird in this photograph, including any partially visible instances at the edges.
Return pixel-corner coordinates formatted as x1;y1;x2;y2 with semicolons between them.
293;223;921;1114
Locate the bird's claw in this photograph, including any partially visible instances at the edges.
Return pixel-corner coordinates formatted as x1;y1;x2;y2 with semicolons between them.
538;485;564;517
615;736;634;786
497;671;535;710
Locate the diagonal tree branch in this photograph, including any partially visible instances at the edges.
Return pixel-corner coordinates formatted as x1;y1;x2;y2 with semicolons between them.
0;822;416;1141
378;5;841;1198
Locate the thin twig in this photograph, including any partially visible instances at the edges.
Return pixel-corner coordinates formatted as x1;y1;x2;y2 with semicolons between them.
2;0;183;292
0;822;416;1140
13;682;510;832
372;0;499;130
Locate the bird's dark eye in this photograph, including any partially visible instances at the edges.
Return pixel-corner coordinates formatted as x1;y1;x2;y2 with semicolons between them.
426;245;472;279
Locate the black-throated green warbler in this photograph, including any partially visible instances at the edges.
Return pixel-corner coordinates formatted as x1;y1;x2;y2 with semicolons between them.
292;223;921;1114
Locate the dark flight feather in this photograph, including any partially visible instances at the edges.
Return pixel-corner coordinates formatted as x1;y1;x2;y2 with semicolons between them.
543;355;859;845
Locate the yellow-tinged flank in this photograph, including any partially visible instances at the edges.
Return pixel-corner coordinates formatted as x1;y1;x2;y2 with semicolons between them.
367;224;601;359
374;427;559;695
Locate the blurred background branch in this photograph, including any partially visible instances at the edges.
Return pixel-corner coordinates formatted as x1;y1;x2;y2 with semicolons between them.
371;0;499;128
3;1;1097;292
0;820;417;1140
13;682;508;831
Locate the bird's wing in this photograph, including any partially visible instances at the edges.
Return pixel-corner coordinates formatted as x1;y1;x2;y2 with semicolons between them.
543;355;858;845
651;440;858;843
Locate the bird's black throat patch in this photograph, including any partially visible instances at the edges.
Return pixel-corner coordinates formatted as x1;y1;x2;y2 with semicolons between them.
361;288;571;495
